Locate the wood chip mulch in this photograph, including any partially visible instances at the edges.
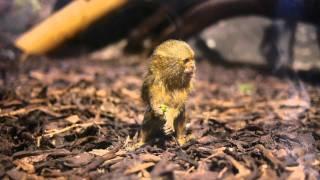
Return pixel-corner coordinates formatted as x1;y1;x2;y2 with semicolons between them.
0;56;319;179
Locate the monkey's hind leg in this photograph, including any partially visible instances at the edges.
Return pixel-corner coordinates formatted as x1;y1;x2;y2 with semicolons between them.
139;110;164;145
174;111;188;145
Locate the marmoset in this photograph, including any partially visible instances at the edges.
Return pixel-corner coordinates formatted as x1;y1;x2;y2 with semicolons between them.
140;39;196;145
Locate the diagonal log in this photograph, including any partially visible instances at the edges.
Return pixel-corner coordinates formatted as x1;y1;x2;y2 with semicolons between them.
15;0;128;55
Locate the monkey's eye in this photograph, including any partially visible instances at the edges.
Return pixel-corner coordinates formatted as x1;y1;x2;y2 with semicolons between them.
183;58;190;63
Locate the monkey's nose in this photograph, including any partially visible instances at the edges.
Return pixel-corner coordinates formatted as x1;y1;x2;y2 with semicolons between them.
184;66;195;75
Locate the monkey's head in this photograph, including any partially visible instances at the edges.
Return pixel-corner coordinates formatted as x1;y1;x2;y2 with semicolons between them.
150;40;196;89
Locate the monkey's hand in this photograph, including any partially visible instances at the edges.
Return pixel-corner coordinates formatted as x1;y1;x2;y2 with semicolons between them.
151;104;166;117
163;108;180;135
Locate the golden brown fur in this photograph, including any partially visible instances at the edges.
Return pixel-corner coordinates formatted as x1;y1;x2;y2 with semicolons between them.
140;39;196;145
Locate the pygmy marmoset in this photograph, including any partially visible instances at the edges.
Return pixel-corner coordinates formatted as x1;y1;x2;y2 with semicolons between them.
140;39;196;145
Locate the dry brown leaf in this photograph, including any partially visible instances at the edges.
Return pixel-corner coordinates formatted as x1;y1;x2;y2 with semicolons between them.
274;148;288;160
269;95;310;121
197;161;210;172
96;89;108;97
259;164;278;180
89;39;127;60
6;169;26;180
203;147;226;161
181;171;219;180
101;156;124;167
225;155;250;179
286;166;305;180
139;169;151;179
89;149;110;157
42;122;105;138
121;88;140;100
225;120;247;131
139;154;161;162
30;70;45;81
312;159;320;166
256;144;284;168
22;154;48;164
65;115;81;124
64;153;94;168
125;162;155;175
0;106;61;117
218;167;228;179
197;135;217;144
210;99;244;109
13;159;35;174
151;160;179;177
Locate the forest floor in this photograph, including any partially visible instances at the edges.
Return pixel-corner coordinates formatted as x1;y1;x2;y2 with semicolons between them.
0;53;319;179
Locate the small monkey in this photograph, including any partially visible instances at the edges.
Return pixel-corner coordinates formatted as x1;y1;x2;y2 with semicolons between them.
140;39;196;145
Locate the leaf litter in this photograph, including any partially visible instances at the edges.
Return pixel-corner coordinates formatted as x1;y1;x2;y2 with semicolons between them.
0;55;319;179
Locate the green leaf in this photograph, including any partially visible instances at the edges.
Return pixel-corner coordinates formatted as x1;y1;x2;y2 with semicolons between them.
160;104;168;113
238;83;255;95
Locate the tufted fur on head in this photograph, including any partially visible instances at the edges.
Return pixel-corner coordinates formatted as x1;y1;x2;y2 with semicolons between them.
149;39;196;90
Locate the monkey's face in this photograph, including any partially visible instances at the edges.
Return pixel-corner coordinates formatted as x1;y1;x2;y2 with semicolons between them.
181;57;195;80
151;40;196;88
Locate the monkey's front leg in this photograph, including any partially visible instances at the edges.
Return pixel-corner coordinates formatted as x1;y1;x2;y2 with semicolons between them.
163;108;180;135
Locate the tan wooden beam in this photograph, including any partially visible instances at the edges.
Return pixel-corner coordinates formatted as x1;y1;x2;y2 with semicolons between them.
15;0;128;55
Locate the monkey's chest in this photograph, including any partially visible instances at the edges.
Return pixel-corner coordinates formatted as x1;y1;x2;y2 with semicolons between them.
164;90;188;108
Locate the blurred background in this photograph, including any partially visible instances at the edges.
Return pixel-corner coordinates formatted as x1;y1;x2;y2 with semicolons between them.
0;0;320;72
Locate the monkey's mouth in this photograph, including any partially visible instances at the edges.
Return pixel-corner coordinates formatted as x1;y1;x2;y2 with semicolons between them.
184;67;194;76
184;69;195;78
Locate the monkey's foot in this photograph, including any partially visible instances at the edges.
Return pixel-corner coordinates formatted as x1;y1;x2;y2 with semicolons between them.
135;141;145;148
125;140;145;151
177;134;195;145
163;121;174;135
